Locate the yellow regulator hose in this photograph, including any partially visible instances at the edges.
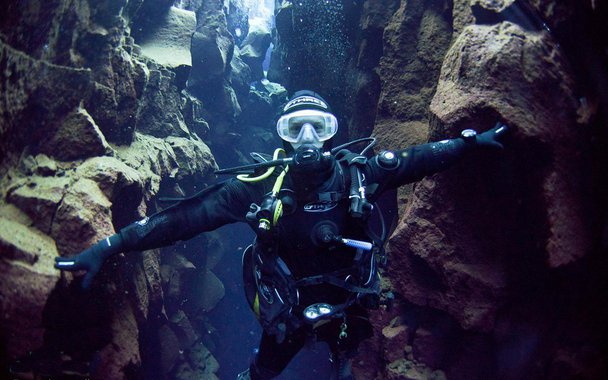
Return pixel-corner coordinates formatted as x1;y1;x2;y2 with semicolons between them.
237;148;287;182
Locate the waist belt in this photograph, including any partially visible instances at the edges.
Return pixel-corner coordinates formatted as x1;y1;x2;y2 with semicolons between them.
295;270;378;294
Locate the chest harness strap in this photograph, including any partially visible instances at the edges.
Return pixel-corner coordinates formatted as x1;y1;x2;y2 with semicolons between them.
334;149;373;219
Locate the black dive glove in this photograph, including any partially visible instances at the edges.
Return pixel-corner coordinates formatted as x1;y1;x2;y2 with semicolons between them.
54;234;124;289
462;122;509;149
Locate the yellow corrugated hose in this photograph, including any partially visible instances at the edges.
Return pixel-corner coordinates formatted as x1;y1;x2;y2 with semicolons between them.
237;148;287;182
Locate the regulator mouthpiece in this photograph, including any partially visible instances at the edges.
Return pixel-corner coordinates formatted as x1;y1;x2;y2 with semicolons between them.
293;145;321;165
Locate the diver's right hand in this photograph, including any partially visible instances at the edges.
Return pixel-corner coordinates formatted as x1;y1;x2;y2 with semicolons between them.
55;235;123;289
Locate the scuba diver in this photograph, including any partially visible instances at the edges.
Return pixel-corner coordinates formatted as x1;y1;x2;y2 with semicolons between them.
55;90;508;379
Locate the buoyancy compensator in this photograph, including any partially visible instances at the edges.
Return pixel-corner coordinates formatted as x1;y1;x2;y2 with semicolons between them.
218;139;388;341
242;243;301;343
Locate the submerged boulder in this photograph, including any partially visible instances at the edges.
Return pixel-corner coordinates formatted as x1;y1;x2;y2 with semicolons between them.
188;2;235;88
7;176;70;234
189;29;233;84
75;156;144;202
0;208;59;360
42;106;113;161
172;341;219;379
114;132;216;194
184;268;225;314
51;178;115;255
139;6;196;68
240;23;272;80
230;47;253;102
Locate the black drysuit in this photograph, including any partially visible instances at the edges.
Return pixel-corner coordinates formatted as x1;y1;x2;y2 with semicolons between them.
111;137;470;378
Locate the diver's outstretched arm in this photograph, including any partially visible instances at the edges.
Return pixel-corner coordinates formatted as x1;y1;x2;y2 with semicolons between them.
53;209;182;289
54;208;192;289
55;178;255;289
366;122;509;192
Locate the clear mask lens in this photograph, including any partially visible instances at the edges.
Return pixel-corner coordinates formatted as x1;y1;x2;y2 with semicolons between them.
277;110;338;144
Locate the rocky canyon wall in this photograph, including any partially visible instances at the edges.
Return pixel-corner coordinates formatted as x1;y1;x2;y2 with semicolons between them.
1;0;607;379
350;1;608;379
0;0;284;378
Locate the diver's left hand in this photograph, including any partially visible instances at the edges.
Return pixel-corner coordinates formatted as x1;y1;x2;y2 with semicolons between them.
476;122;509;149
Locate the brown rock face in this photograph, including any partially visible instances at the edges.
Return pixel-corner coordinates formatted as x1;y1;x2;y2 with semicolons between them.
356;1;607;379
0;261;58;359
0;39;93;164
0;207;59;360
434;21;591;267
51;178;115;255
43;107;113;161
1;1;221;379
394;20;590;331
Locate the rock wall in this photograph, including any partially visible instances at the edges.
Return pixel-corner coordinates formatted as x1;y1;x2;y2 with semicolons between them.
187;0;286;166
1;0;289;377
0;1;249;379
352;1;608;379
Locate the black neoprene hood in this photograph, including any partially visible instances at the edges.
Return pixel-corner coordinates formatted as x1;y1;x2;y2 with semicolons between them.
282;90;333;114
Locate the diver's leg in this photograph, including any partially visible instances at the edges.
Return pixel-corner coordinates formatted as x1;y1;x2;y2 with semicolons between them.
248;329;306;380
324;307;374;380
327;328;355;380
329;346;357;380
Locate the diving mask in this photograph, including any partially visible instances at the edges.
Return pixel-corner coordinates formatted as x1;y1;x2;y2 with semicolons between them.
276;109;338;149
